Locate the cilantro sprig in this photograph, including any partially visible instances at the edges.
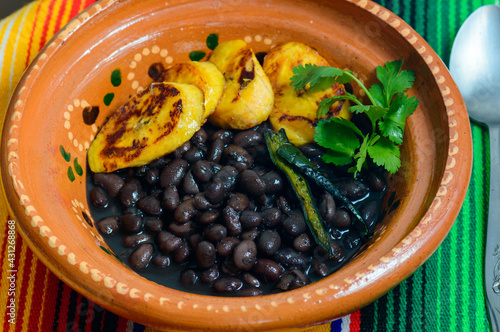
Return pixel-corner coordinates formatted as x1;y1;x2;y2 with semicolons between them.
290;60;418;176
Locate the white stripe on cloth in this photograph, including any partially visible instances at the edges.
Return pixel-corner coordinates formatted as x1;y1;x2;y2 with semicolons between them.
0;12;18;84
341;314;351;332
8;6;32;98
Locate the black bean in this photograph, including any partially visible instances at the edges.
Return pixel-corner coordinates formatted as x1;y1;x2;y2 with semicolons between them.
138;196;163;215
129;243;153;270
261;207;282;228
191;128;208;146
162;185;180;211
293;233;311;252
144;217;163;233
120;214;143;233
173;242;191;264
174;198;197;223
180;269;198;285
212;166;238;192
299;143;323;158
240;210;262;229
367;171;386;192
282;210;307;236
241;273;261;288
189;233;202;249
92;173;124;197
192;160;217;183
89;187;108;208
246;145;271;164
238;170;266;197
173;141;191;159
277;196;291;214
211;129;233;143
122;233;151;248
182;170;199;195
256;230;281;257
148;156;170;168
274;248;308;270
205;182;225;204
204;223;227;242
196;241;216;269
311;258;329;277
233;130;263;148
212;277;242;293
233;240;257;270
148;62;165;81
330;242;345;264
96;216;119;235
343;232;362;250
160;159;188;187
319;193;336;225
144;169;160;186
168;221;194;236
336;179;368;200
184;147;204;164
217;237;240;257
261;171;283;194
222;206;241;236
227;193;249;212
241;229;259;241
199;209;219;224
237;288;263;297
200;265;219;283
152;253;170;268
331;209;352;229
157;231;182;253
275;269;307;291
135;165;148;177
207;138;224;163
222;145;253;171
361;201;379;228
252;259;284;282
120;180;144;207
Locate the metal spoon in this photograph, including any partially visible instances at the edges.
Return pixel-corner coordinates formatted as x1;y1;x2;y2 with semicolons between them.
450;5;500;331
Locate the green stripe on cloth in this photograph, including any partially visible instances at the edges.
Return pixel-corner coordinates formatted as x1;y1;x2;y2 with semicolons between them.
362;1;493;331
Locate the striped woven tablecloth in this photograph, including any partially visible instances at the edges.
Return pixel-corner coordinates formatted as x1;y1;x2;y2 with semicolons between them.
0;0;491;331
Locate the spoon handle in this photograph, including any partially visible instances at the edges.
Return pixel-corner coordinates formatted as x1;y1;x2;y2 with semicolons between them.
485;124;500;332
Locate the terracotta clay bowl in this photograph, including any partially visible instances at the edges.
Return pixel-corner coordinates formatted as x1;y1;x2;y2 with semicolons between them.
1;0;472;330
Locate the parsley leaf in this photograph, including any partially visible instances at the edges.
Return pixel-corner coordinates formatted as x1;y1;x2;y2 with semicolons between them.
376;60;415;107
317;93;362;118
290;64;351;92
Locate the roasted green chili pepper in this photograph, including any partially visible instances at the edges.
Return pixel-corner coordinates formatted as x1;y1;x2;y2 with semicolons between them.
276;141;368;235
265;129;331;253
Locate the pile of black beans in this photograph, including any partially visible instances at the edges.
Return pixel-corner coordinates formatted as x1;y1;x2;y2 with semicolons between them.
88;122;387;296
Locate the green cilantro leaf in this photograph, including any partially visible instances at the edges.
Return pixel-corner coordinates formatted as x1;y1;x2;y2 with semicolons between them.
315;118;362;160
322;149;354;166
317;93;362;118
349;135;369;177
378;93;419;144
367;136;401;174
376;60;415;107
290;64;351;92
368;83;384;107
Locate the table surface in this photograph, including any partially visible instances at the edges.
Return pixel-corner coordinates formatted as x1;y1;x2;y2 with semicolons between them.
0;0;493;331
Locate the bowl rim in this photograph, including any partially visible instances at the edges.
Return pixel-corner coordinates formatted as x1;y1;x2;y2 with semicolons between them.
1;0;473;329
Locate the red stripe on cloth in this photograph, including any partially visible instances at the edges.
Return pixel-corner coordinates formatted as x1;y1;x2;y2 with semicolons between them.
56;283;73;332
24;2;43;68
27;258;48;328
117;315;129;331
14;237;35;330
68;0;83;21
72;293;83;332
41;274;63;331
0;216;12;275
349;310;361;332
53;0;68;35
84;300;95;332
38;0;58;51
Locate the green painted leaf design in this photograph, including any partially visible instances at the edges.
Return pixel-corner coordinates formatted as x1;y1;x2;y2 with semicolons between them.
206;33;219;50
189;51;206;61
67;166;75;182
111;69;121;87
60;145;71;162
103;93;114;106
73;158;83;176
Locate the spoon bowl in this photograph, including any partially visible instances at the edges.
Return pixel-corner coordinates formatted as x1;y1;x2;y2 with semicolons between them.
450;5;500;331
